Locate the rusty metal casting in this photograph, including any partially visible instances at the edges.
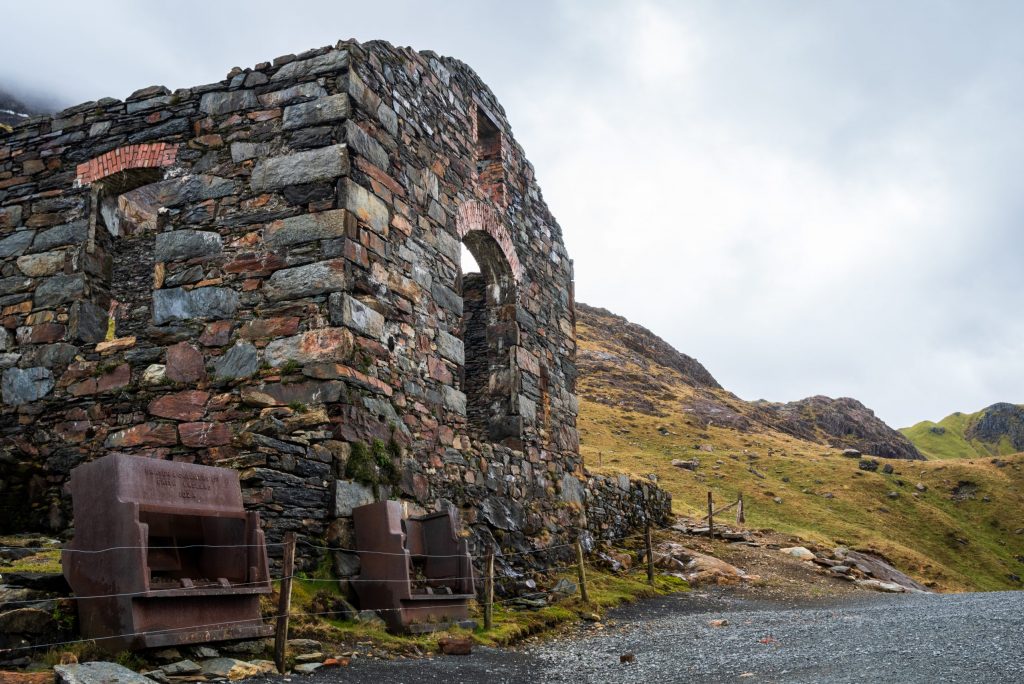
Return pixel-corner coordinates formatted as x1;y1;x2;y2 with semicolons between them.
62;453;273;651
352;500;475;632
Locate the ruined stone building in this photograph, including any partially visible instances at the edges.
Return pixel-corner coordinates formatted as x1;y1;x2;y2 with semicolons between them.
0;39;668;570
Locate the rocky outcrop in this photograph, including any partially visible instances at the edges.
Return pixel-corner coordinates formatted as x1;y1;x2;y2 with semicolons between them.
964;403;1024;452
577;304;922;459
577;304;720;390
752;396;924;460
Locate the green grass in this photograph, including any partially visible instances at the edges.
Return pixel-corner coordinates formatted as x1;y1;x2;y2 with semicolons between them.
901;409;1022;460
581;398;1024;592
282;562;687;653
573;314;1024;593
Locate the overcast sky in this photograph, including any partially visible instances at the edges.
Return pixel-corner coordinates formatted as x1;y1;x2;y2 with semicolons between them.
4;0;1022;428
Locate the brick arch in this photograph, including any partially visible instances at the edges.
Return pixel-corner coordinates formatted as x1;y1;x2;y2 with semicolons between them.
76;143;178;186
456;200;522;283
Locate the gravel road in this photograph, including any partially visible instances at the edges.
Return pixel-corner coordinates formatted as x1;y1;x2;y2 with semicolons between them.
279;589;1024;683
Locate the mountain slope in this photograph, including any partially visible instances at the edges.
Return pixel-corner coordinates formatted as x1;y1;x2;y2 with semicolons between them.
577;303;921;459
576;303;1024;591
0;88;41;130
902;403;1024;460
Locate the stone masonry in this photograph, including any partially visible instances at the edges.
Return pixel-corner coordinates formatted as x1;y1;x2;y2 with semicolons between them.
0;39;670;575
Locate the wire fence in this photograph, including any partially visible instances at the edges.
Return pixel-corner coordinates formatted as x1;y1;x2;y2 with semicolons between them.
0;522;688;657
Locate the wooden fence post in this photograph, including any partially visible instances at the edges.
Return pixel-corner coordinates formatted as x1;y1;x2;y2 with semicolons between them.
274;532;297;675
484;550;494;630
575;539;590;603
707;491;714;540
736;492;745;525
645;522;654;585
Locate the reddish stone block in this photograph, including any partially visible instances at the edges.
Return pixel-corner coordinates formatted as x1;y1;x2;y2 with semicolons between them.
96;364;131;393
105;422;178;448
199;320;234;346
223;253;287;276
165;341;207;383
179;421;232;447
238;316;300;340
28;323;66;343
148;390;210;421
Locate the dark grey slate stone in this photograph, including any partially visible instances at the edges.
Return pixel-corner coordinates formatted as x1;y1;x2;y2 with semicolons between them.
164;264;205;287
271;50;349;81
199;90;258;115
31;221;87;252
152;287;239;324
0;230;34;258
2;366;54;405
329;293;384;339
343;179;389;235
0;206;24;230
21;343;78;368
435;330;464;364
250;145;349;191
282;94;351;130
344;120;389;169
154;230;223;262
333;480;375;517
0;276;33;296
264;259;346;301
430;282;463;316
69;300;107;343
55;662;153;684
264;210;348;249
441;385;466;414
257;83;327;107
560;472;586;506
230;141;272;163
34;273;84;307
212;341;259;380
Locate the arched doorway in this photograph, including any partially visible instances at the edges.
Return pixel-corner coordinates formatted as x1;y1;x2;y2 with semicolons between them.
455;202;523;445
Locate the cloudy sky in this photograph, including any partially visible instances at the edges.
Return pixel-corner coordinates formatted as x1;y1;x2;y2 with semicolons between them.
4;0;1022;427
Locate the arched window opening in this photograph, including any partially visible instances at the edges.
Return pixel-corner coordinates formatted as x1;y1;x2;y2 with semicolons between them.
90;169;165;338
457;232;519;444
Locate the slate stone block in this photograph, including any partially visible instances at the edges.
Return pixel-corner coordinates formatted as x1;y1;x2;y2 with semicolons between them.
250;145;349;191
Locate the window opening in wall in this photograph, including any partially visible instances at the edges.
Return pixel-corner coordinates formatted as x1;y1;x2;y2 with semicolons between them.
457;232;520;445
91;169;165;338
474;107;506;206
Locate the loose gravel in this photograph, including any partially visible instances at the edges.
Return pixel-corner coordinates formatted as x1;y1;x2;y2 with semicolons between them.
278;589;1024;683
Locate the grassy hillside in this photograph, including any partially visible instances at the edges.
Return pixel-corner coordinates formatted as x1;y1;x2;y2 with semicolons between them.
902;407;1022;460
576;306;1024;592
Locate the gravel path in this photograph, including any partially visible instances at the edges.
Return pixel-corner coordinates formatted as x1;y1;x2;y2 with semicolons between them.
282;589;1024;683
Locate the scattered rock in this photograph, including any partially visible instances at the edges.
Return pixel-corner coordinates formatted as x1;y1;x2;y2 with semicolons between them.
780;547;816;561
293;663;322;674
708;619;729;628
199;658;261;681
159;660;201;676
856;579;906;593
620;653;636;664
438;636;472;656
54;663;152;684
671;459;699;471
286;639;322;655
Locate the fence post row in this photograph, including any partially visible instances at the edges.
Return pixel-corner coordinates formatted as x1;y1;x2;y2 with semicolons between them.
484;550;495;630
274;532;297;675
575;539;590;603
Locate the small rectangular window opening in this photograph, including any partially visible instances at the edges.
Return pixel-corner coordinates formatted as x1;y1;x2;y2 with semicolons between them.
475;108;506;206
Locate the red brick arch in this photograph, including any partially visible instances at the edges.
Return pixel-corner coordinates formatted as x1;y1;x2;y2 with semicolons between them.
456;200;522;283
76;143;178;186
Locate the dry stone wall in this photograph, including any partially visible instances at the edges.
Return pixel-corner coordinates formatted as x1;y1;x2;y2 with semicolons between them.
0;39;669;571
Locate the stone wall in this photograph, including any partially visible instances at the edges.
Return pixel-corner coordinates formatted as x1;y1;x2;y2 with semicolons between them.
0;39;667;573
